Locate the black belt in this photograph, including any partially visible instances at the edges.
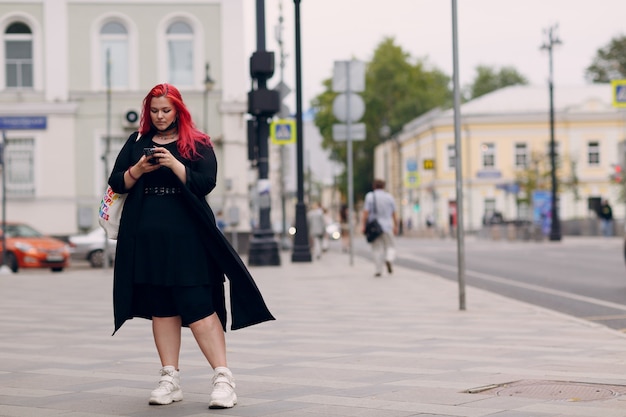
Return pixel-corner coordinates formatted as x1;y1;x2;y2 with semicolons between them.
144;187;181;195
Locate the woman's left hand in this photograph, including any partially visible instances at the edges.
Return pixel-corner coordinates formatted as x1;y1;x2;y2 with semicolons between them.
153;147;180;169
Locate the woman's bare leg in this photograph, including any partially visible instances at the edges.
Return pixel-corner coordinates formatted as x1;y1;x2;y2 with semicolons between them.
189;313;227;368
152;316;182;368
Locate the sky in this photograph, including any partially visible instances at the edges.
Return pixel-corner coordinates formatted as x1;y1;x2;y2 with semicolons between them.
243;0;626;112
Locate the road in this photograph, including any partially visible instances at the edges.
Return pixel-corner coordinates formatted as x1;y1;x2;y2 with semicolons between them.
354;235;626;332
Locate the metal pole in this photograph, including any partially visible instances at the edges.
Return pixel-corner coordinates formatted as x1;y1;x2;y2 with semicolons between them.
291;0;311;262
102;48;112;269
346;62;354;266
452;0;466;311
275;1;290;250
1;131;6;270
543;25;562;241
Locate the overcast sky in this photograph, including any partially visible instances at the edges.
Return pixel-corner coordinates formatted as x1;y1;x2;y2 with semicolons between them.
243;0;626;111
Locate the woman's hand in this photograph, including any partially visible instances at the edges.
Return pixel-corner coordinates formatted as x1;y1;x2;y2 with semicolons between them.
153;147;187;183
153;147;180;170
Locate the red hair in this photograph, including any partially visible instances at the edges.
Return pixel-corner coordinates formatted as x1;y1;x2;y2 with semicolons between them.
139;83;212;160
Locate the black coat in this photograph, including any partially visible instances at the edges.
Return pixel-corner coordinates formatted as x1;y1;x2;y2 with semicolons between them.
109;131;275;334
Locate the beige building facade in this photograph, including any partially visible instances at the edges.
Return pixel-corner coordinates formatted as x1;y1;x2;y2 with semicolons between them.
376;84;626;235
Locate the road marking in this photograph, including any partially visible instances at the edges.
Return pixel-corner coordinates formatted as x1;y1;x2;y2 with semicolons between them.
403;253;626;312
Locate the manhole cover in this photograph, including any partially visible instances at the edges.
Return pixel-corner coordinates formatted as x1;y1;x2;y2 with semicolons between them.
466;380;626;402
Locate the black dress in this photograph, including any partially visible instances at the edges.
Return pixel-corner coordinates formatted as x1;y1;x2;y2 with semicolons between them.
109;131;275;334
133;141;215;287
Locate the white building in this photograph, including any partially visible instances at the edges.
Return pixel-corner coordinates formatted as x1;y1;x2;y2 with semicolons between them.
0;0;253;237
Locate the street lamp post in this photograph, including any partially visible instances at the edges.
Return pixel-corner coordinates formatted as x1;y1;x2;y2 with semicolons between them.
203;62;215;134
541;24;562;241
291;0;311;262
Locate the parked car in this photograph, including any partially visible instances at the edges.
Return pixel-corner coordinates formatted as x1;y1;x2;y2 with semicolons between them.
0;222;70;273
68;228;116;268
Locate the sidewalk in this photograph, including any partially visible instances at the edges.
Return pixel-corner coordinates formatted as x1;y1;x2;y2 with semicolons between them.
1;246;626;417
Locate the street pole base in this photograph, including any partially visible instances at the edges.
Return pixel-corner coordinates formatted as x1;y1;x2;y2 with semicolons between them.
549;232;562;241
248;234;281;266
291;243;312;262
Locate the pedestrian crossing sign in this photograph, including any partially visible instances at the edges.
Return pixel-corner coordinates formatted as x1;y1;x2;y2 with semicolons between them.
612;80;626;108
270;119;296;145
405;172;420;188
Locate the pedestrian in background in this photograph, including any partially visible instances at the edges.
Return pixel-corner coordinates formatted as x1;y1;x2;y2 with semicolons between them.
107;83;274;409
339;203;350;252
598;199;614;236
307;202;326;260
361;179;398;277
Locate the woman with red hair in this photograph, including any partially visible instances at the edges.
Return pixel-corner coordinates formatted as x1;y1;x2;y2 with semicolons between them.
107;83;274;409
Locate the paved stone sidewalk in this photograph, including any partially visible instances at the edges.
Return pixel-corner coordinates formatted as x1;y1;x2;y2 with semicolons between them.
0;248;625;416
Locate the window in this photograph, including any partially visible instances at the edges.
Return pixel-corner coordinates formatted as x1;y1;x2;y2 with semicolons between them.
4;21;33;88
100;21;128;89
447;144;456;169
481;143;495;168
5;138;34;197
166;21;194;86
587;141;600;166
514;143;527;168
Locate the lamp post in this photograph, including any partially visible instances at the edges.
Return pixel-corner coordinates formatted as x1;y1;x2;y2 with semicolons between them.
291;0;311;262
541;24;562;241
203;62;215;134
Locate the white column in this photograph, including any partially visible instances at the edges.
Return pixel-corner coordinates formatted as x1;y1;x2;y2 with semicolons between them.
220;0;247;101
43;0;68;102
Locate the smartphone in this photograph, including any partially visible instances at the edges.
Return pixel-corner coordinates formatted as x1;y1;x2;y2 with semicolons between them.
143;148;158;164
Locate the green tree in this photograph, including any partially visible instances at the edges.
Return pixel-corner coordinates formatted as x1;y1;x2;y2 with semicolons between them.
585;35;626;82
465;65;528;100
312;37;450;201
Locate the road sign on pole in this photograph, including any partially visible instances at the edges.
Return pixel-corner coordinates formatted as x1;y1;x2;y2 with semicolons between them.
332;60;365;92
332;123;366;141
270;119;296;145
332;93;365;123
611;80;626;108
332;59;366;267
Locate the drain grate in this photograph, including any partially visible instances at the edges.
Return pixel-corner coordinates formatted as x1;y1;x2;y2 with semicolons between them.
465;380;626;402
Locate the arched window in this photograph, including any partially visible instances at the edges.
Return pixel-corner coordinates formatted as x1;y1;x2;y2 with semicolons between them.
166;21;194;86
4;21;33;88
100;21;128;89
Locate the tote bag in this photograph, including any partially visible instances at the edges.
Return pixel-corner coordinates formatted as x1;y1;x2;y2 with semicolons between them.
98;186;126;240
98;132;140;240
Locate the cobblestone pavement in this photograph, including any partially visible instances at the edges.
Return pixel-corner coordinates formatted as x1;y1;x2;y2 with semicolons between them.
1;245;625;417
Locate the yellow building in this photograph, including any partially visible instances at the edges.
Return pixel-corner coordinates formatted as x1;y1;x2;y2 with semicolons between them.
375;84;626;235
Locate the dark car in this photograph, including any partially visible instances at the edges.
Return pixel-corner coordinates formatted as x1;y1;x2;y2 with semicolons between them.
0;222;70;273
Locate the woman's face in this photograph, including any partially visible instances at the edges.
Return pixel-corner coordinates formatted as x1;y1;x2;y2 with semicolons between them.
150;96;177;131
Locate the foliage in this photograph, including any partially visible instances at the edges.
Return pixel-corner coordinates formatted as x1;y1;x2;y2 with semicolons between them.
514;151;553;204
585;35;626;82
515;151;582;207
312;37;450;202
465;65;528;100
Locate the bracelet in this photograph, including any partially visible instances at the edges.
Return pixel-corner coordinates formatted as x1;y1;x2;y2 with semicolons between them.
127;167;138;181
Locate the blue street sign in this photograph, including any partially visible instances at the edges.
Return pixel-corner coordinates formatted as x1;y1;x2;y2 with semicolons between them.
0;116;47;130
270;119;296;145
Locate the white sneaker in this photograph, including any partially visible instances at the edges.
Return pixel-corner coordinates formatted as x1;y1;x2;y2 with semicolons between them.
209;367;237;409
149;366;183;405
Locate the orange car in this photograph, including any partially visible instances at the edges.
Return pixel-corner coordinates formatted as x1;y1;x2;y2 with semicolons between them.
0;222;70;273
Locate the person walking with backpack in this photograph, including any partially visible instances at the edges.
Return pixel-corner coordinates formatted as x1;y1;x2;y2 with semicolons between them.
361;179;398;277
